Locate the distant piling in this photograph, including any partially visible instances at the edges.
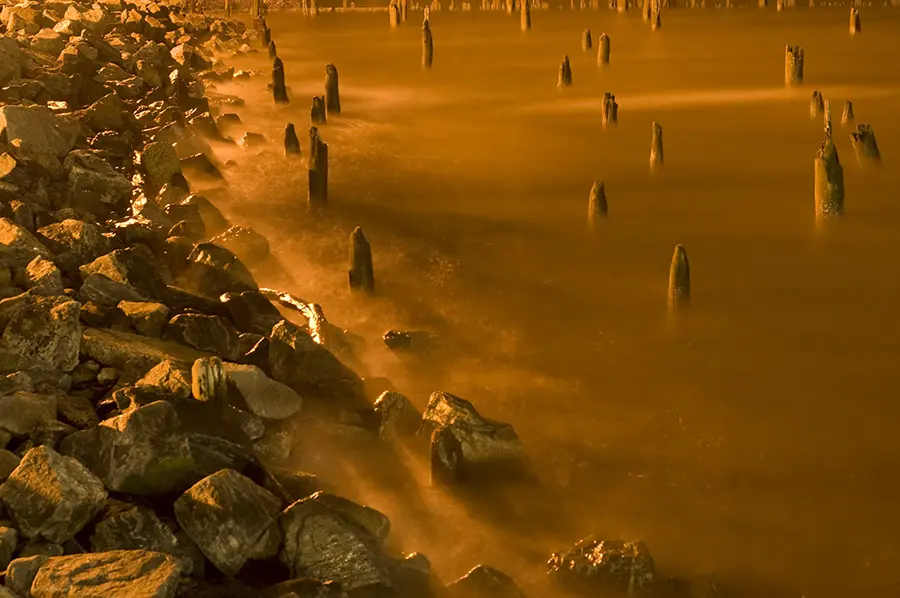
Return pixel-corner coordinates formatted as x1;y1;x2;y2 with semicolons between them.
308;127;328;208
823;99;832;133
814;133;844;220
348;226;375;295
776;0;783;10
558;56;572;87
758;0;766;7
598;33;610;65
849;123;881;164
641;0;651;21
588;181;608;221
263;26;271;47
284;123;300;156
224;0;233;18
650;122;663;171
651;1;661;29
423;19;434;67
785;45;803;86
582;29;592;52
521;0;531;31
310;96;327;125
401;0;409;21
601;92;618;127
618;0;627;13
268;40;277;60
390;0;401;26
810;90;824;118
850;7;860;34
273;57;289;104
667;245;690;311
325;63;341;115
841;100;854;125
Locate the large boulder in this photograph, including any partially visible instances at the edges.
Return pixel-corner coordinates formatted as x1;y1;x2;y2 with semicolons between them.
142;140;182;189
209;225;270;266
220;290;283;336
446;565;526;598
80;92;137;134
306;491;391;543
31;28;66;56
24;256;64;296
224;362;302;420
0;218;52;268
547;538;656;594
29;550;181;598
0;392;56;437
0;446;107;544
164;313;241;361
0;104;73;176
174;469;282;576
119;300;170;337
1;295;81;372
0;37;23;87
183;243;257;298
373;391;421;441
37;219;112;273
78;272;149;307
63;150;133;213
80;245;172;299
90;505;194;575
79;326;209;377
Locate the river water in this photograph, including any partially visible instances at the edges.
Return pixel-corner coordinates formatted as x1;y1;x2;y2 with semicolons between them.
198;7;900;596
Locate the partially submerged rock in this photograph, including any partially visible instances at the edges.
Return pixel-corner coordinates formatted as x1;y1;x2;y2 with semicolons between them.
446;564;526;597
547;537;656;594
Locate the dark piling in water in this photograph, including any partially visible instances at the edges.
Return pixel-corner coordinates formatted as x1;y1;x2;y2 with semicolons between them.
588;181;608;220
642;0;651;21
810;90;824;118
598;33;610;65
263;26;271;47
849;123;881;164
401;0;409;21
650;122;663;171
390;0;401;27
308;127;328;208
521;0;531;31
785;45;803;86
224;0;233;18
348;226;375;295
814;133;844;220
841;100;854;125
272;57;289;104
284;123;300;156
582;29;592;51
268;40;277;60
850;7;860;34
601;92;618;127
325;63;341;115
652;10;661;29
310;96;327;125
423;19;434;67
667;245;690;311
558;55;572;87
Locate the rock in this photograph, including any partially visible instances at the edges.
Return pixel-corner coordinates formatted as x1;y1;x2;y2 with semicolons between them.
0;445;106;544
183;243;256;298
0;392;57;437
31;28;66;56
90;506;193;575
308;491;390;542
547;538;656;594
209;225;270;266
446;565;526;598
0;529;15;575
79;245;171;299
81;92;137;134
268;320;365;406
118;300;170;337
24;256;64;296
57;393;100;429
78;272;149;307
0;218;52;268
174;469;282;576
220;291;283;336
143;140;182;190
0;448;20;481
182;194;230;236
29;419;77;451
30;550;181;598
279;496;392;592
373;391;421;440
5;555;49;597
2;295;81;372
137;359;192;401
0;37;23;87
80;327;209;378
79;301;131;331
430;425;463;486
0;104;73;177
164;313;241;361
37;219;111;272
419;391;524;469
224;362;302;420
96;367;118;385
64;150;134;214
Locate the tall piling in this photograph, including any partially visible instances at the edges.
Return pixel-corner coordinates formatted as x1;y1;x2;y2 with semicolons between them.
850;7;860;34
273;57;289;104
601;92;618;127
558;55;572;87
310;96;327;125
390;0;401;26
582;29;592;52
849;123;881;164
224;0;233;17
598;33;610;65
284;123;300;156
308;127;328;208
650;122;663;171
785;45;803;86
588;181;608;221
423;19;434;67
814;133;844;220
348;226;375;294
401;0;409;21
521;0;531;31
667;245;690;311
651;5;661;29
325;63;341;115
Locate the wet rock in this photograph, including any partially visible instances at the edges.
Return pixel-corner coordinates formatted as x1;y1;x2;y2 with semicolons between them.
180;152;223;180
348;226;374;295
547;538;656;594
79;302;131;331
174;468;282;576
5;555;49;596
96;367;119;386
24;256;64;296
80;245;171;300
0;218;52;268
142;140;183;190
137;359;193;402
119;300;170;337
225;362;303;420
446;565;526;597
0;38;23;87
814;133;844;220
78;272;149;307
373;390;421;440
90;505;192;575
221;290;283;336
165;313;241;361
64;150;133;213
209;225;270;266
0;105;75;177
0;449;19;481
56;393;100;429
79;326;209;378
30;550;181;598
0;445;106;544
37;219;111;275
309;491;390;542
2;295;81;372
81;92;137;134
29;419;78;451
430;425;463;486
279;496;392;592
31;28;66;56
184;242;257;298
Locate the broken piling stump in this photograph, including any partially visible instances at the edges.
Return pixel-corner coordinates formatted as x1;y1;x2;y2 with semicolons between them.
652;8;661;29
588;181;608;221
284;123;300;156
785;45;803;86
263;26;271;47
558;56;572;87
849;123;881;164
311;96;327;125
325;63;341;115
225;0;233;17
598;33;610;65
650;122;663;171
273;57;289;104
810;90;824;118
841;100;854;125
850;7;860;34
814;133;844;220
268;40;277;60
601;92;618;127
308;127;328;208
390;0;401;26
582;29;592;51
348;226;375;295
401;0;409;21
667;245;690;311
521;0;531;31
423;19;434;67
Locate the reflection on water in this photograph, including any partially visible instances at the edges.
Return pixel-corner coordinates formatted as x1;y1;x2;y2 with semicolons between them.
207;8;900;596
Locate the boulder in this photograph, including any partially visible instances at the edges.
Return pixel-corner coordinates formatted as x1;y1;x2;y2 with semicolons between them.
90;505;193;575
37;219;112;271
30;550;181;598
174;469;282;576
373;391;421;441
78;272;148;307
0;445;106;544
0;37;23;87
142;140;182;189
307;491;391;543
0;448;20;480
31;28;66;56
24;256;64;296
0;218;52;268
56;393;100;429
63;150;133;213
224;362;302;420
136;359;192;400
2;295;81;372
79;245;171;299
0;525;16;570
181;194;230;235
119;300;170;337
164;313;241;361
0;105;75;177
80;93;137;134
0;392;56;437
183;243;257;298
546;538;656;594
446;565;526;598
220;290;283;336
209;225;270;266
79;326;209;378
5;555;49;596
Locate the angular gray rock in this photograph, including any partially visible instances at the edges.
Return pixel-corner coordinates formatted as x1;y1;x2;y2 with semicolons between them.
209;225;270;266
0;445;107;544
24;256;64;296
64;150;134;212
0;392;56;437
80;327;209;378
224;362;302;420
2;295;81;372
0;37;23;87
373;390;421;441
137;359;193;401
446;565;526;597
547;537;656;593
0;218;52;268
36;219;111;270
164;313;241;361
0;105;75;176
308;491;391;543
5;555;49;597
118;300;170;337
78;272;149;307
174;468;282;576
90;505;193;575
30;550;181;598
183;242;257;298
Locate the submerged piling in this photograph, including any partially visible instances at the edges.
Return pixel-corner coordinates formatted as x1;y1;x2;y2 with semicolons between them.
263;26;271;47
810;90;824;118
348;226;375;294
268;40;277;60
273;57;289;104
850;7;860;34
814;133;844;220
521;0;531;31
308;127;328;208
588;181;608;220
849;123;881;163
558;55;572;87
582;29;592;51
667;245;690;311
325;63;341;115
650;122;663;170
284;123;300;156
310;96;327;125
423;19;434;67
785;45;803;86
841;100;854;125
598;33;610;65
601;92;618;127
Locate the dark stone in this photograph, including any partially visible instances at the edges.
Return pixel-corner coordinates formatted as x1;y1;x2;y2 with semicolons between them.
547;538;656;594
272;57;288;104
446;565;526;598
164;313;241;361
221;291;283;336
183;243;257;298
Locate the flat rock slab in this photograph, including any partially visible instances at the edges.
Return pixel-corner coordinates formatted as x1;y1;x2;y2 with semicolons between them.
80;327;211;377
224;362;302;420
30;550;181;598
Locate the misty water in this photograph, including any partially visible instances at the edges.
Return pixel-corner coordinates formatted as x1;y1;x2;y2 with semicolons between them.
200;7;900;597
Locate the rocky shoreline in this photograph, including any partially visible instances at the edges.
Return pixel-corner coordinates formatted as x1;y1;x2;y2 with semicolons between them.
0;1;725;597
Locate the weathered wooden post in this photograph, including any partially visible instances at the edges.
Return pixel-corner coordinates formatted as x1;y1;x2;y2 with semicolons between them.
311;96;327;125
642;0;651;20
814;133;844;220
325;63;341;115
667;245;690;311
284;123;300;156
652;4;661;30
401;0;410;20
850;7;860;34
618;0;628;13
263;26;271;47
758;0;766;6
849;123;881;164
588;181;608;220
558;55;572;87
810;90;824;118
423;19;434;67
601;92;618;127
308;127;328;208
776;0;783;10
348;226;375;294
273;57;289;104
224;0;233;18
582;29;592;52
598;33;610;65
823;99;832;133
268;40;277;60
521;0;531;31
841;100;854;125
390;0;401;26
785;45;803;85
650;122;663;170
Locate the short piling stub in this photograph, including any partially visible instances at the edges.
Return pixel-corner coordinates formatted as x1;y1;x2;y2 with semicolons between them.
400;0;409;21
849;123;881;164
389;0;401;27
841;101;854;125
325;63;341;115
310;95;327;125
268;40;277;60
588;181;608;222
272;57;289;104
850;7;860;34
601;92;618;127
307;127;329;209
284;123;301;156
598;33;610;65
423;19;434;67
521;0;531;31
667;245;690;311
558;55;572;87
651;8;661;29
650;121;663;171
810;90;824;118
348;226;376;295
814;133;844;220
582;29;592;52
785;45;804;86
